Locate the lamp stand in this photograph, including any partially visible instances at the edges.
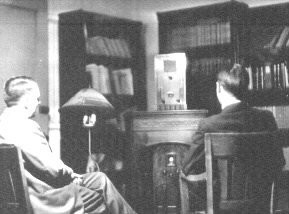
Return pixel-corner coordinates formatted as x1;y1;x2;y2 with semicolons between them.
83;113;96;156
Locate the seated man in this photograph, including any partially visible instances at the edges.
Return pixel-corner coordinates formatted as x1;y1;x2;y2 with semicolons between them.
0;76;137;214
182;64;285;212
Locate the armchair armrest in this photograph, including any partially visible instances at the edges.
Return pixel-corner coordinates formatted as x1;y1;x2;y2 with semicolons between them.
179;170;207;214
180;171;207;183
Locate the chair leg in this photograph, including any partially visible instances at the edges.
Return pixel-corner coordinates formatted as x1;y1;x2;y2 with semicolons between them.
280;171;289;214
272;171;289;214
179;174;190;214
286;171;289;213
271;181;277;214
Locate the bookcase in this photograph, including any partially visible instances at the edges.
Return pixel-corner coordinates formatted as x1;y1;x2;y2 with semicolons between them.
59;10;146;112
245;3;289;129
59;10;146;173
158;1;249;115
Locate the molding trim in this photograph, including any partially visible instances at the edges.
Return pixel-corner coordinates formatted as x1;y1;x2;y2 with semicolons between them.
48;17;61;157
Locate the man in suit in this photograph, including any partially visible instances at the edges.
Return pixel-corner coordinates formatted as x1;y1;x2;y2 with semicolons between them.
0;76;137;214
182;64;285;212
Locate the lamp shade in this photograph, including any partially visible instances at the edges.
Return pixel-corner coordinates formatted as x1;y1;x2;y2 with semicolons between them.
59;88;115;119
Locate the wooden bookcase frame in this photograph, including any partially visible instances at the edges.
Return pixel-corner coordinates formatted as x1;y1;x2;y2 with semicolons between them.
58;10;146;174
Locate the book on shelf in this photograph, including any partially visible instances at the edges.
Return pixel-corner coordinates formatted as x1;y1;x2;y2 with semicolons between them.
205;24;212;46
103;37;117;56
220;21;231;44
272;63;284;89
260;66;264;89
85;63;112;94
272;64;277;88
277;64;283;89
264;65;273;89
112;68;134;95
85;36;132;58
196;24;203;47
286;34;289;47
201;24;208;46
86;37;101;55
119;39;131;58
263;26;286;49
190;57;231;76
252;66;267;90
99;65;112;94
183;27;193;49
114;39;126;58
216;22;222;45
282;62;289;88
275;26;289;49
181;27;189;48
209;19;218;46
249;62;289;91
255;67;260;90
96;36;110;56
247;66;253;90
168;18;231;50
114;39;123;57
188;26;198;48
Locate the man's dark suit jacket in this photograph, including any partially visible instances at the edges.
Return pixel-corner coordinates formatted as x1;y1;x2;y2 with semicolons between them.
182;102;285;176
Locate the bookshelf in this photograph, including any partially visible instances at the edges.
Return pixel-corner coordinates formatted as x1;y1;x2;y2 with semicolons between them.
58;10;146;176
59;10;146;112
245;3;289;130
246;3;289;107
158;1;249;115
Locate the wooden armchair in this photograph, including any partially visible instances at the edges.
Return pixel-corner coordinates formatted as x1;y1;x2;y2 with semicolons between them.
0;144;33;214
180;132;282;214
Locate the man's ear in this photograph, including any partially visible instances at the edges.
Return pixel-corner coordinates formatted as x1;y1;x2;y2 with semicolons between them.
19;94;29;109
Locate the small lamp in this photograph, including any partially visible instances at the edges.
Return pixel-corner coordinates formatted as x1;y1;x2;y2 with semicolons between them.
59;88;115;156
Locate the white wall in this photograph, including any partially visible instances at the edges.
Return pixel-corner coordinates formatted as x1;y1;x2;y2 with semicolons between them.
0;0;48;133
48;0;135;19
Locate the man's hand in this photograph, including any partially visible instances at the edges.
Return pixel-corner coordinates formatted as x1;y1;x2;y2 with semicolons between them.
57;165;74;185
71;173;83;185
61;165;74;177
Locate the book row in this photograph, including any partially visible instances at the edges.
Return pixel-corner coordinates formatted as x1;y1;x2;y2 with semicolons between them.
247;62;289;91
190;57;232;76
86;36;132;58
85;63;134;95
168;20;231;50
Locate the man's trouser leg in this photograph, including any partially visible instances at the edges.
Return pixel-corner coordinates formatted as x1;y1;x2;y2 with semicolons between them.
81;172;137;214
